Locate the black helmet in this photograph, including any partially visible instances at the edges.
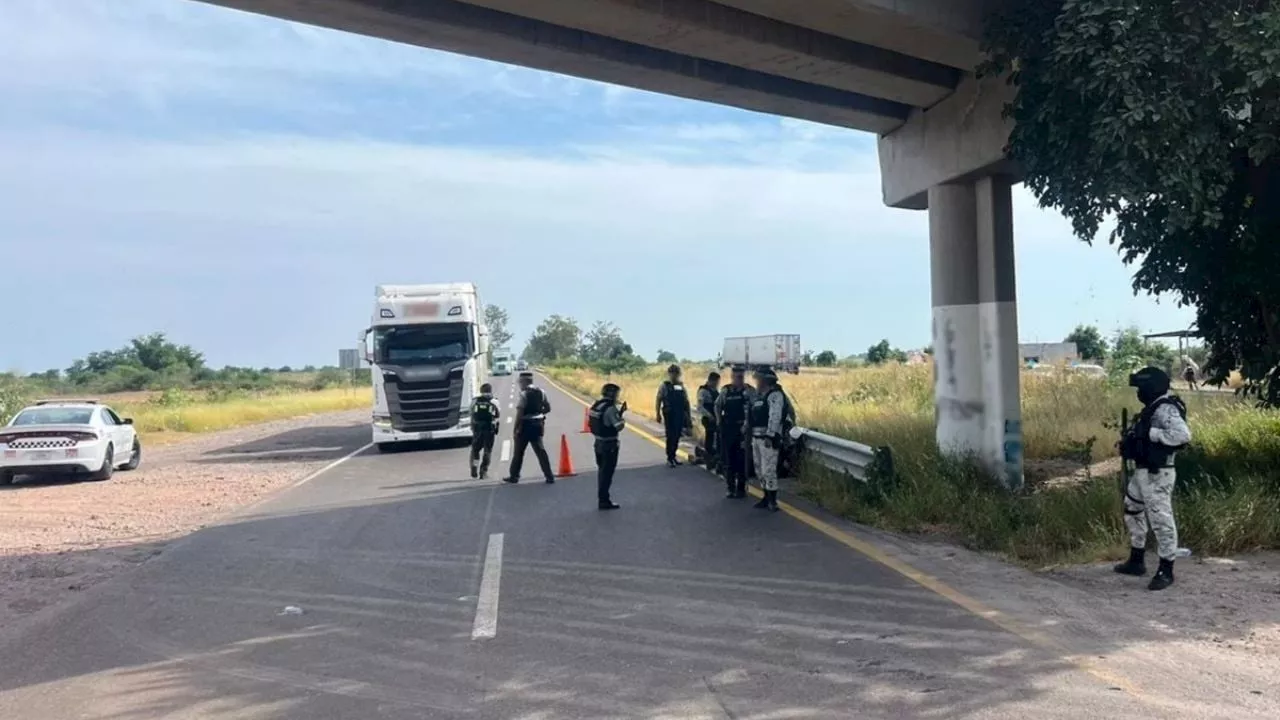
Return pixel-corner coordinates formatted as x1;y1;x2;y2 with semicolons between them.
757;367;778;383
601;382;620;397
1129;366;1171;405
667;364;681;374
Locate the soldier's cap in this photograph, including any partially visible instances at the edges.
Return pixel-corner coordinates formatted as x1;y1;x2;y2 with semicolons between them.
667;363;681;374
601;382;621;395
757;368;778;381
730;364;747;373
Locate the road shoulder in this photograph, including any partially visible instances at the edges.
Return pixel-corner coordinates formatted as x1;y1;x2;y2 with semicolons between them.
0;409;370;632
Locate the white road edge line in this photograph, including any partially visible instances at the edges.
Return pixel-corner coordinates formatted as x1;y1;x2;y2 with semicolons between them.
499;439;512;463
472;532;505;640
505;416;513;424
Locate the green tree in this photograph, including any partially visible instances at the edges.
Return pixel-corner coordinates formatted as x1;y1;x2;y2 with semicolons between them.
1065;325;1108;362
579;322;629;362
523;315;582;364
484;305;513;350
865;340;893;365
814;350;838;367
984;1;1280;404
655;349;678;364
1109;327;1177;375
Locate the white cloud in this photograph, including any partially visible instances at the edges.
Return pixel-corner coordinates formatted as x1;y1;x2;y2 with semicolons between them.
0;0;1193;371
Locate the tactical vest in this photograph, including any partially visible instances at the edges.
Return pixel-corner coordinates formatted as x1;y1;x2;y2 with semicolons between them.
588;398;619;439
1136;395;1189;450
470;396;497;428
522;386;550;419
720;385;749;427
698;384;719;414
660;381;689;415
749;387;781;429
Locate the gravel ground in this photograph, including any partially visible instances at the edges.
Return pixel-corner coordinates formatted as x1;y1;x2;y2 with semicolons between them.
0;410;368;630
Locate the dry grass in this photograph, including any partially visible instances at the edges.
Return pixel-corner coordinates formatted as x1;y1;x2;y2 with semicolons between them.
114;387;371;441
547;362;1280;565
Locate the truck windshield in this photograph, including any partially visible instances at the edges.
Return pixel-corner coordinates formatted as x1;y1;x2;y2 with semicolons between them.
374;324;473;365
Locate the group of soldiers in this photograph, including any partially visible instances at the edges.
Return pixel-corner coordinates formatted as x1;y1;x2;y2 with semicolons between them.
465;365;796;512
649;363;796;511
468;363;1192;591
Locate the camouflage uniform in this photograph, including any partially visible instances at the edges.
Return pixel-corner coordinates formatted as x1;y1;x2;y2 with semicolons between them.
1123;398;1191;559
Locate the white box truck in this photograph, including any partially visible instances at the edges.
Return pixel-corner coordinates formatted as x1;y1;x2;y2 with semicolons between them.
722;334;802;374
491;347;516;376
361;283;489;451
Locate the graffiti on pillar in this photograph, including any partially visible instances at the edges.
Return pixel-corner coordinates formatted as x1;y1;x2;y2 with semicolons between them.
1003;419;1024;485
943;318;957;390
982;328;994;362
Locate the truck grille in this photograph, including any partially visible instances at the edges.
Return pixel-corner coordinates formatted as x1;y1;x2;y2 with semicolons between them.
383;368;464;432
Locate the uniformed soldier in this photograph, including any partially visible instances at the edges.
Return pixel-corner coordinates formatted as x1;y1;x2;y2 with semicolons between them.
468;382;500;479
748;368;786;512
655;364;691;468
502;371;556;485
715;365;756;498
696;371;721;473
1114;366;1192;591
588;382;627;510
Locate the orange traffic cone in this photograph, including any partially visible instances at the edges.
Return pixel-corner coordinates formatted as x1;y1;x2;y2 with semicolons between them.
556;434;577;477
579;406;591;434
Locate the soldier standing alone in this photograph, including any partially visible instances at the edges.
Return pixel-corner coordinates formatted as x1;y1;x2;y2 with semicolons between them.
655;364;691;468
1115;366;1192;591
588;383;627;510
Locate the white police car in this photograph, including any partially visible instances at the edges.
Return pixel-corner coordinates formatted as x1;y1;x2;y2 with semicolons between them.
0;400;141;485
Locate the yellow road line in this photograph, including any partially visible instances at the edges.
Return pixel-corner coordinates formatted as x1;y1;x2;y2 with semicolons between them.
539;373;691;461
538;371;1145;698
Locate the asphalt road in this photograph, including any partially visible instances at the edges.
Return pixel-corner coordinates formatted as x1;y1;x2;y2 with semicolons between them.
0;375;1166;719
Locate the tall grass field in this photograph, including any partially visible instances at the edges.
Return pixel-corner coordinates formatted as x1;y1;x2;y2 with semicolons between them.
110;387;371;444
546;363;1280;566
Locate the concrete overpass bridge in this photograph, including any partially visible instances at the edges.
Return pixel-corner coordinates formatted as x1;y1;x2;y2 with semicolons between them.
200;0;1025;486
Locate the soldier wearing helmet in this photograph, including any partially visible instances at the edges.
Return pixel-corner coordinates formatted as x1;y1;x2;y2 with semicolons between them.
1114;366;1192;591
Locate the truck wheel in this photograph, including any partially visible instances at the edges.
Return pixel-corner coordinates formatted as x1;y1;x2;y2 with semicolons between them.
91;445;115;481
376;442;394;453
0;471;13;487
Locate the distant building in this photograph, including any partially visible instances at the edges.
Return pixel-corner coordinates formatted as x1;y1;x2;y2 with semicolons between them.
905;350;929;365
1019;342;1079;367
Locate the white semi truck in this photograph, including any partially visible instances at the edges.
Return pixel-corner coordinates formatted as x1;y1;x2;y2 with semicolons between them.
721;334;802;374
361;283;489;451
491;347;516;376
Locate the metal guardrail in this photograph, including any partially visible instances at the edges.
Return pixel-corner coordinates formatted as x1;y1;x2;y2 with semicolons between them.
789;426;893;483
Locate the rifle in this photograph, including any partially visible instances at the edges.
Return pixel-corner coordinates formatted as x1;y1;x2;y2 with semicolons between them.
1119;407;1130;497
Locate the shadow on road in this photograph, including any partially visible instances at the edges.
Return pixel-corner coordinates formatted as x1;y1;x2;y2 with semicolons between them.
0;458;1265;719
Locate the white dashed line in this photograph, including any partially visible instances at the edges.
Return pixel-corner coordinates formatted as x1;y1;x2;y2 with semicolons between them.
471;533;505;640
499;439;511;463
506;416;513;424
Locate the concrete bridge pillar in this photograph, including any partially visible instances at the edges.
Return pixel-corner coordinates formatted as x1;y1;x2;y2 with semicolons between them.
877;73;1024;488
927;177;1022;488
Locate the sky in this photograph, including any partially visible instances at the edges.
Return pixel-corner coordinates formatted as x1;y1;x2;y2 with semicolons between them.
0;0;1195;373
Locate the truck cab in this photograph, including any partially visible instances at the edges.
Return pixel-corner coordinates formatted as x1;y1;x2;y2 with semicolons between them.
363;283;489;450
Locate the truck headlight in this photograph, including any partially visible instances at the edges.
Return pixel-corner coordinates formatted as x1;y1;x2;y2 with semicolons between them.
373;415;392;427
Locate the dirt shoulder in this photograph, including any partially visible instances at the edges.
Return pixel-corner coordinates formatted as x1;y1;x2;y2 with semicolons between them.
0;409;368;630
825;514;1280;717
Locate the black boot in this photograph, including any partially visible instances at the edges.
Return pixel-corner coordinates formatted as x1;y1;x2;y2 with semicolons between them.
1113;547;1147;576
767;490;779;512
598;500;620;510
725;481;737;499
734;479;747;499
470;463;478;479
1148;559;1175;591
753;491;770;509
